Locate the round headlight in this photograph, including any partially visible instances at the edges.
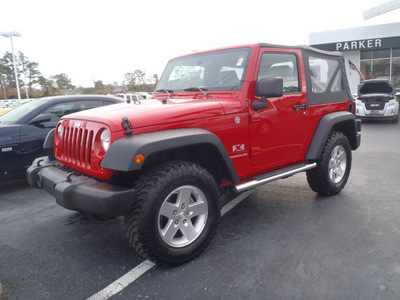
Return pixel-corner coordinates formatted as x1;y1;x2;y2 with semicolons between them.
100;129;111;152
57;124;64;138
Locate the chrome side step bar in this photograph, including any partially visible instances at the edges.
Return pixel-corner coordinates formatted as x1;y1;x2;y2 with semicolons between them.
234;163;317;193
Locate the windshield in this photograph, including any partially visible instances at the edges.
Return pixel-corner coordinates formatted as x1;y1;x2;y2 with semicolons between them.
0;100;47;124
156;47;252;93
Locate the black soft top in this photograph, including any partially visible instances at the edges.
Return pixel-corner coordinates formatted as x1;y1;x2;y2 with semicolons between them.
259;43;343;57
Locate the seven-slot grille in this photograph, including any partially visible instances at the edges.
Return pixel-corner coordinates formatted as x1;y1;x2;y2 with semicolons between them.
58;121;100;169
62;126;93;167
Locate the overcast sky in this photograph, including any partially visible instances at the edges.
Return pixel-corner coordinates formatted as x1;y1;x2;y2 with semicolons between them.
1;0;399;87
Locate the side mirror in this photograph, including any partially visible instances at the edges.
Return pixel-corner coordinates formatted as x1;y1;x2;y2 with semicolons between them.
29;114;52;125
253;77;283;111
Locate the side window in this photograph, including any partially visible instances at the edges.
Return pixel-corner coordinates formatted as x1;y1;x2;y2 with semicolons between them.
309;56;343;93
41;100;104;122
73;100;104;111
258;53;300;94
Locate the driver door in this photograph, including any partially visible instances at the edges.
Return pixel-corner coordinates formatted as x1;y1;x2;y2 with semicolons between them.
249;49;308;168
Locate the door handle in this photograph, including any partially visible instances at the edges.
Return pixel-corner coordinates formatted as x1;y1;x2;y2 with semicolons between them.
293;104;308;110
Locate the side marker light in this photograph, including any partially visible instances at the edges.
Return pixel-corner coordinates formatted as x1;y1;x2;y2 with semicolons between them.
135;154;145;164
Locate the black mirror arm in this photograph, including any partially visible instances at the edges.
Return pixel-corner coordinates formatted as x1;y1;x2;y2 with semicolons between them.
252;96;268;111
261;95;267;103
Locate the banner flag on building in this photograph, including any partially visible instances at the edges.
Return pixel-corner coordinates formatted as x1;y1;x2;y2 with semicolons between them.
349;60;365;81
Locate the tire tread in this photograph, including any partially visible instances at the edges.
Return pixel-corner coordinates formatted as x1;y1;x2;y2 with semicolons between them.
307;131;352;196
124;161;220;265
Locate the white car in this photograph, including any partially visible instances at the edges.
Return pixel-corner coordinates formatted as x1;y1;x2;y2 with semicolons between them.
137;92;153;99
355;79;399;123
0;100;15;108
115;93;144;102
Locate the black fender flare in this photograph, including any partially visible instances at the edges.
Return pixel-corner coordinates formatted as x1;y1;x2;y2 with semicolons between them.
101;127;240;184
305;111;361;160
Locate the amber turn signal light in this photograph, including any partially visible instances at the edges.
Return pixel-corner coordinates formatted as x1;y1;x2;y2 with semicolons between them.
135;153;145;164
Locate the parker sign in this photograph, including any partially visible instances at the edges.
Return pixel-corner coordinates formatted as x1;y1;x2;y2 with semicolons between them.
336;39;382;51
310;36;400;52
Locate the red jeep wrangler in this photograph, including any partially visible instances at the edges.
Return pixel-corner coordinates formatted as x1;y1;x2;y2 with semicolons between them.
28;44;361;265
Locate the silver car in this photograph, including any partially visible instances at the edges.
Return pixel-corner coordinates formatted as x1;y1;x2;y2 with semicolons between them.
355;79;399;123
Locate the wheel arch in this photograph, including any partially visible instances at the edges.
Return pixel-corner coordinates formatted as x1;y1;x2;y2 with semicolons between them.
306;111;361;160
101;128;240;185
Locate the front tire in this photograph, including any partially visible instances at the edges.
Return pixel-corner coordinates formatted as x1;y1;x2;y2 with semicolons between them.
124;161;220;265
307;131;352;196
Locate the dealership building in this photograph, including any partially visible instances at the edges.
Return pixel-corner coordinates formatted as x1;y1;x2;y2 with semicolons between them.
309;22;400;94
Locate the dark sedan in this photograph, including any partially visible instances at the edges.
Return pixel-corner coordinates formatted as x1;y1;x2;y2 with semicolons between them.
0;95;124;181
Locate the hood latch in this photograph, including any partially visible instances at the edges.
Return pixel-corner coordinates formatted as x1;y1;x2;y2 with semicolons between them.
122;117;133;136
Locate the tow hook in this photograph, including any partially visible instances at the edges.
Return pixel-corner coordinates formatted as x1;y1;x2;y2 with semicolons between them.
36;159;44;167
66;172;79;183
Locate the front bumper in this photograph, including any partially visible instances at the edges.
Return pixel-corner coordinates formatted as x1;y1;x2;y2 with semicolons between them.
27;156;135;217
356;102;399;119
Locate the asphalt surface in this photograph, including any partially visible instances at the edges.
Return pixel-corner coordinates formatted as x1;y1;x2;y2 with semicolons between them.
1;120;400;300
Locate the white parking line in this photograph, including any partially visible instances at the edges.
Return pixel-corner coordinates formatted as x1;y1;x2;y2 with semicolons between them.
87;260;155;300
221;190;254;217
87;189;254;300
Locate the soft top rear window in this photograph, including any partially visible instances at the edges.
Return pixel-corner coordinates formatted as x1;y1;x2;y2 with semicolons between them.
303;49;352;105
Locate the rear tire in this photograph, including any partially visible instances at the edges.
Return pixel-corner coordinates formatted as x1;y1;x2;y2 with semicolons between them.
307;132;352;196
124;161;220;265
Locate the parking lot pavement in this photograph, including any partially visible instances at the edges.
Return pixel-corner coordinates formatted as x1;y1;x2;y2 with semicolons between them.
1;121;400;299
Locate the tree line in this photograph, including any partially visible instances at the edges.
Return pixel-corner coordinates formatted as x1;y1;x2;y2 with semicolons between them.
0;51;158;99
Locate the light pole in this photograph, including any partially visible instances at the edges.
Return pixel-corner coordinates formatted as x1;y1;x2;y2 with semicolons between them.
0;31;22;100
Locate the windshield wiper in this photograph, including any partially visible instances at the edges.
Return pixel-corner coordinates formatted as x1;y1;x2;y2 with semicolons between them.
184;87;212;98
156;89;173;98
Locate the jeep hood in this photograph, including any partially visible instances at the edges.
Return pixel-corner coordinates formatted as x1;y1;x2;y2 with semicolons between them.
62;98;241;130
358;79;396;97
